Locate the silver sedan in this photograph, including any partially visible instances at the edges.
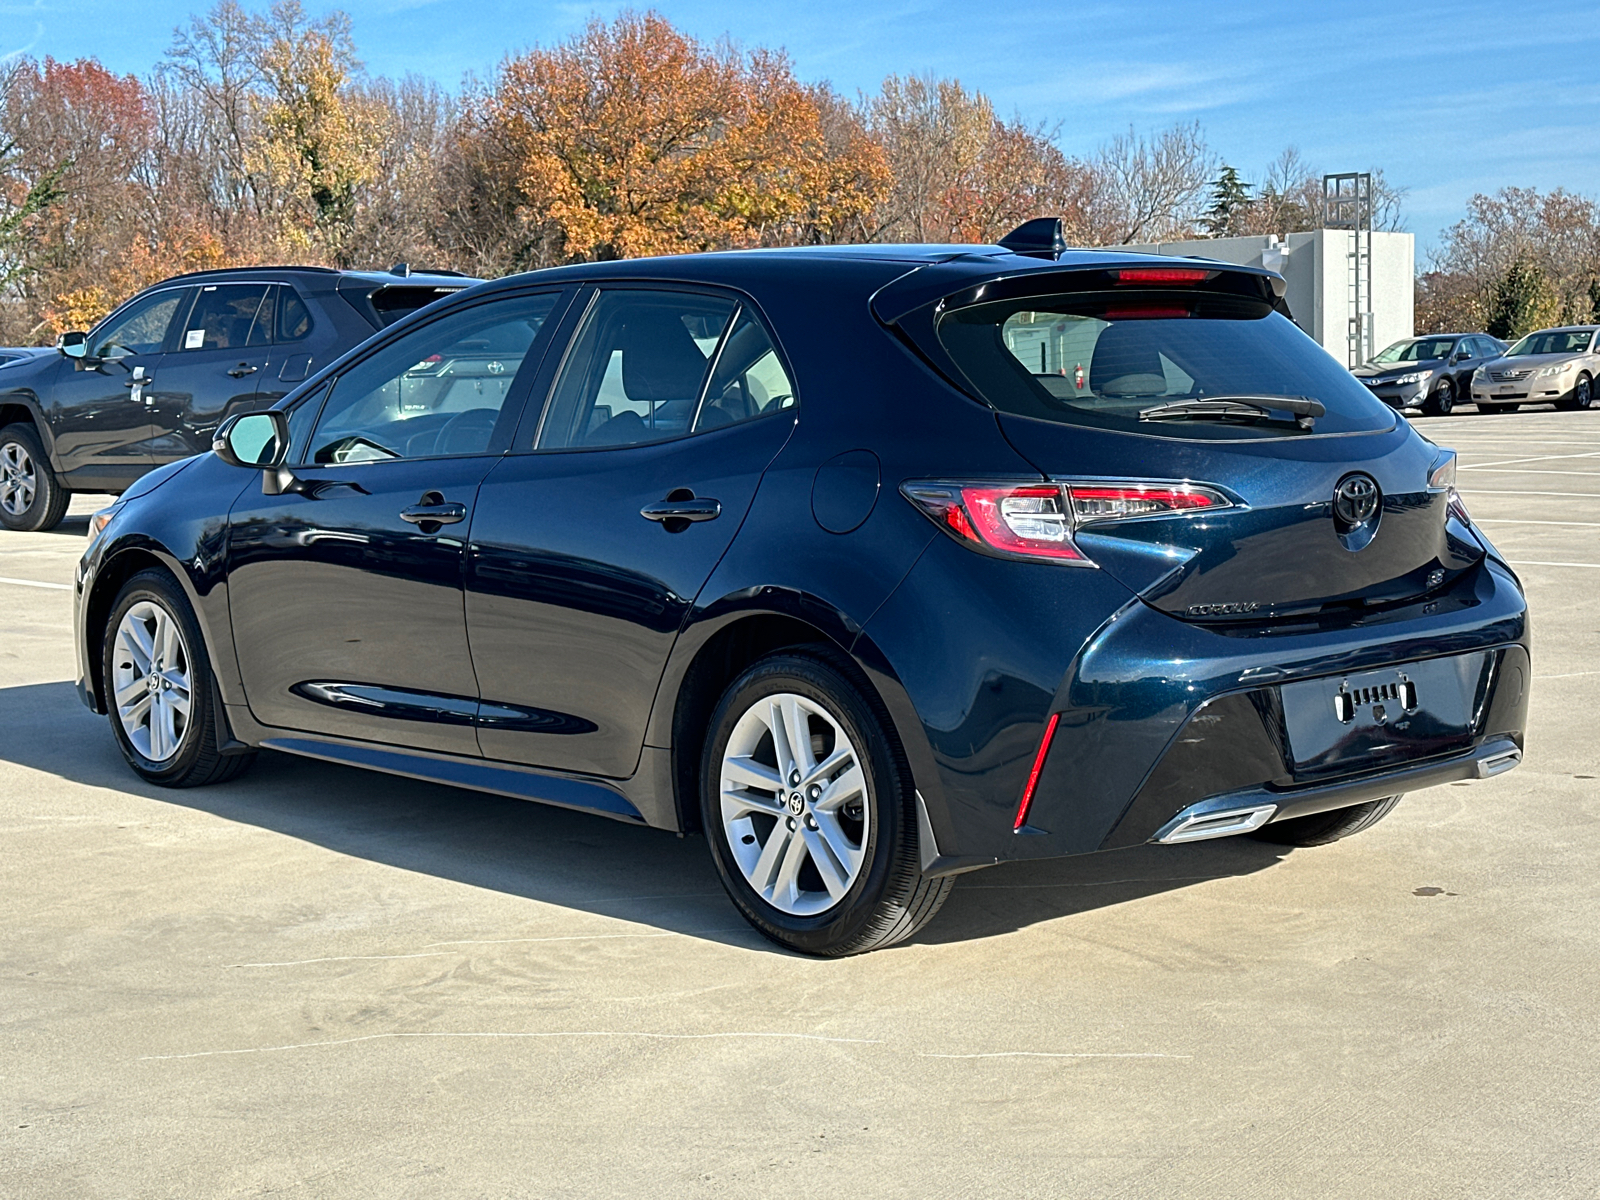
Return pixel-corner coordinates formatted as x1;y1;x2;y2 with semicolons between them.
1471;326;1600;412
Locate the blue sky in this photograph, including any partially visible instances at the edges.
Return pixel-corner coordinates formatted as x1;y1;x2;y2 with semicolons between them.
6;0;1598;256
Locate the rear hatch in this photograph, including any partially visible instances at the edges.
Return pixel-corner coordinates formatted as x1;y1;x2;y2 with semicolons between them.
877;257;1485;623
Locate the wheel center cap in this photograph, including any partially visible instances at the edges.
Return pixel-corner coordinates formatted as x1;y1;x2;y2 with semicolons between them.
787;792;805;815
147;675;159;693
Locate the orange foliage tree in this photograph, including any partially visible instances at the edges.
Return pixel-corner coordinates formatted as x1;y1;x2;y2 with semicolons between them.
470;12;889;263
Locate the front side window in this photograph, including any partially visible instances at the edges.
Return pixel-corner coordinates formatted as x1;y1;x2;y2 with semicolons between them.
306;293;559;464
91;289;186;359
179;284;273;351
536;290;736;450
941;292;1395;440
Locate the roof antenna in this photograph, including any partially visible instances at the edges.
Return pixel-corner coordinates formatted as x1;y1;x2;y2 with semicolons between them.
389;262;411;277
998;218;1066;260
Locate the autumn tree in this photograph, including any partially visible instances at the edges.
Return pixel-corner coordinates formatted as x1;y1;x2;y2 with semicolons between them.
864;74;1091;245
467;12;888;265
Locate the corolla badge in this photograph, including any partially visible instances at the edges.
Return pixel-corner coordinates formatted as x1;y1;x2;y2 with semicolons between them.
1332;472;1382;551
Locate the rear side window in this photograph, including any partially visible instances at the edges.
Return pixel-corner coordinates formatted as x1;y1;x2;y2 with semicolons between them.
535;290;737;449
939;293;1396;439
180;284;272;351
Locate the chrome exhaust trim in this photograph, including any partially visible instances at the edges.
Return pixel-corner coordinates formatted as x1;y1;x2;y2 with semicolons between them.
1476;747;1522;778
1154;802;1277;845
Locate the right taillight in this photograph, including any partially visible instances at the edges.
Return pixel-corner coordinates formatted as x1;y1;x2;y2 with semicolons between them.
902;479;1231;562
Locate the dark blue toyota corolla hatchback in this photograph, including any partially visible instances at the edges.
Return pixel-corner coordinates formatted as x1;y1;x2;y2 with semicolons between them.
73;224;1530;955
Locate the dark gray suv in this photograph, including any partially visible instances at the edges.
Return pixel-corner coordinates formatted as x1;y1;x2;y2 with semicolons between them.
0;265;476;530
1351;333;1506;417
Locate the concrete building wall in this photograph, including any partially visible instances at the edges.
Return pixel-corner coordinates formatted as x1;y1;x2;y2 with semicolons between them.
1116;229;1415;366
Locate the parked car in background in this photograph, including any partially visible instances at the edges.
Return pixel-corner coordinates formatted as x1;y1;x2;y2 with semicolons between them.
73;228;1529;955
0;347;51;368
0;264;478;531
1351;333;1506;416
1470;326;1600;413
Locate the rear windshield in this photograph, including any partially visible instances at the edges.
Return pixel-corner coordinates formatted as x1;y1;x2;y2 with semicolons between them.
371;284;469;327
938;293;1396;439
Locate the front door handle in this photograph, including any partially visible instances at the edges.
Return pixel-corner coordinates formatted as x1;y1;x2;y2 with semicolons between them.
640;494;721;524
228;363;260;378
400;501;467;525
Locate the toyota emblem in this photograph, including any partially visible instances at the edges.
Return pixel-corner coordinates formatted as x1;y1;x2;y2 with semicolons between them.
1332;473;1382;550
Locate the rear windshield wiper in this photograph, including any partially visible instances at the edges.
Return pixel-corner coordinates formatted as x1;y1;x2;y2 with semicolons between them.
1139;395;1326;430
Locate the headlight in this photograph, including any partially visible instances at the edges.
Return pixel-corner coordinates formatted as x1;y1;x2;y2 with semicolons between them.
1393;370;1432;386
1536;362;1573;378
1429;449;1457;490
88;505;121;539
1472;367;1485;381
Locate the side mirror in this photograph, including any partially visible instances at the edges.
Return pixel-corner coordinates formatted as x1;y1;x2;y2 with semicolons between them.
213;411;289;469
58;331;88;360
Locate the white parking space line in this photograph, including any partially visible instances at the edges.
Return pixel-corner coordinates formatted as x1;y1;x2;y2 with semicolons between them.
1456;489;1600;498
1474;519;1600;527
1459;452;1600;468
1505;560;1600;569
0;575;71;591
1454;468;1600;477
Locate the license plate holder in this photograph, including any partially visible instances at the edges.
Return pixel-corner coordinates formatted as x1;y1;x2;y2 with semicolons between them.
1280;653;1491;778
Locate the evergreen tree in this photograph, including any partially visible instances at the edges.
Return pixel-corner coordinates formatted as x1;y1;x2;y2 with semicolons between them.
1202;165;1251;237
1485;254;1560;341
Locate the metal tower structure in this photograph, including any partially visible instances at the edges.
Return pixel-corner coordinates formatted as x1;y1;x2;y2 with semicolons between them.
1323;173;1374;367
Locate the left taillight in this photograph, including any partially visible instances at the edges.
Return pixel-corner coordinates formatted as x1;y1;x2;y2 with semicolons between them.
902;479;1231;562
902;482;1088;562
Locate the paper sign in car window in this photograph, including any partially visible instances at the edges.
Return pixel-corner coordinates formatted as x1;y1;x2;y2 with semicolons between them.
185;329;205;349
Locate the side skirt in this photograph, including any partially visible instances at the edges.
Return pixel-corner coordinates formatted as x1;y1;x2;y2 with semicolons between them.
259;734;646;824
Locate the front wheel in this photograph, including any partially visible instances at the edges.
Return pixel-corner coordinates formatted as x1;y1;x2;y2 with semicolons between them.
1559;373;1593;411
0;423;69;532
1249;795;1402;847
700;652;952;955
103;568;256;787
1422;378;1455;416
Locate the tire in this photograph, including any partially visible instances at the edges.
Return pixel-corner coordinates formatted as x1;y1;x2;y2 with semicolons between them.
1476;401;1520;414
102;568;256;787
1558;373;1593;411
1421;378;1455;416
0;422;70;532
699;651;952;956
1249;795;1403;848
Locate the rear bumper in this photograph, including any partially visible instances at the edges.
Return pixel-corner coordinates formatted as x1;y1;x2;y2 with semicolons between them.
885;551;1529;874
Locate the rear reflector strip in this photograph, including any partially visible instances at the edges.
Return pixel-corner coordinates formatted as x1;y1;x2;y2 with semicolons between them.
1014;712;1061;831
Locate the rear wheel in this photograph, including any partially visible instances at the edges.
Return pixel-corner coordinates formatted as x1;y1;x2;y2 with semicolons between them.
700;651;952;955
103;568;256;787
1421;378;1455;416
1249;795;1403;848
0;423;69;532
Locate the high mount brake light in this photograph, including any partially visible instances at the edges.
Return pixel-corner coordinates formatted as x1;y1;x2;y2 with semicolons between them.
901;480;1231;559
1112;267;1215;285
1103;305;1192;320
1066;483;1229;524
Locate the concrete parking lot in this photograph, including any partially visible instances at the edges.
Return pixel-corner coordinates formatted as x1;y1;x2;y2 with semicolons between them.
2;411;1597;1199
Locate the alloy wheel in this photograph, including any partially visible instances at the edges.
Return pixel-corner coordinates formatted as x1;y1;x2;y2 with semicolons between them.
718;691;869;917
1579;377;1593;409
1435;380;1454;415
0;440;36;517
112;600;193;762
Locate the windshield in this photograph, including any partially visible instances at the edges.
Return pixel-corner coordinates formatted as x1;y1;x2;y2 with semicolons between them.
1371;338;1455;364
1506;329;1594;357
938;293;1396;439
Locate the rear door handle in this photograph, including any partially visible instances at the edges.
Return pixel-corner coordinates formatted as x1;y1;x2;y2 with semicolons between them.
400;502;467;525
640;496;721;523
228;363;260;378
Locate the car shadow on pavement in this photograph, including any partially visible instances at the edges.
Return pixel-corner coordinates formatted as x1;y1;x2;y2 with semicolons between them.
0;680;1289;953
